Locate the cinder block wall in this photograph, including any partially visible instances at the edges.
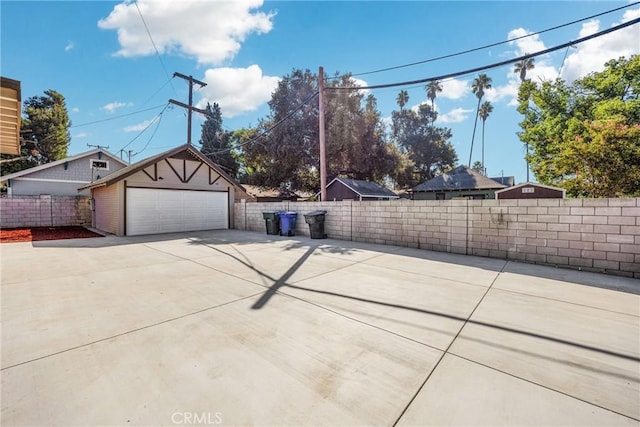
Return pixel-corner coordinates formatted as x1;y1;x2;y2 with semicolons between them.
0;195;91;228
234;198;640;278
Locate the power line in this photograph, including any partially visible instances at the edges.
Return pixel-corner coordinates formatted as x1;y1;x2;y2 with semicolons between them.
118;103;170;152
71;104;166;128
201;91;320;156
328;17;640;91
347;2;639;78
133;108;166;157
134;0;178;95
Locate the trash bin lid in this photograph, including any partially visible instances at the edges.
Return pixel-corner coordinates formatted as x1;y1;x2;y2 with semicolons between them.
305;210;327;216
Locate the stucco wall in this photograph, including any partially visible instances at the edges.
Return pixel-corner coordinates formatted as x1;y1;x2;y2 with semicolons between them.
234;198;640;278
0;195;91;228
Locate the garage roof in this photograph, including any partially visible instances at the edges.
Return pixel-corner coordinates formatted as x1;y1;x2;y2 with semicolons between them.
79;144;245;192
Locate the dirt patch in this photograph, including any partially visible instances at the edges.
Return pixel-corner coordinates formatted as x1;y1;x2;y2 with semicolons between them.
0;227;104;243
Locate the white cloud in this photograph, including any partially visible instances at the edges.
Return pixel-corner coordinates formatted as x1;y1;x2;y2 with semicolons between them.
485;81;519;104
102;101;132;113
73;132;89;139
65;41;75;52
439;78;469;100
196;65;279;117
124;118;156;132
561;8;640;82
71;107;80;113
437;107;473;124
98;0;274;66
350;77;370;95
508;28;547;55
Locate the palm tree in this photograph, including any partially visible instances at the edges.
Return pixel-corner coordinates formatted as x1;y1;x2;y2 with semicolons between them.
425;80;442;111
514;57;535;180
514;57;535;83
478;101;493;175
396;90;409;111
469;73;492;167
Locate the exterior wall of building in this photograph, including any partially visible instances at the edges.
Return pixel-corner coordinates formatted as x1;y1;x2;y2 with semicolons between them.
497;184;564;199
6;154;127;196
235;198;640;278
413;189;499;200
93;183;122;235
10;179;91;196
21;155;125;182
0;195;91;228
326;183;359;201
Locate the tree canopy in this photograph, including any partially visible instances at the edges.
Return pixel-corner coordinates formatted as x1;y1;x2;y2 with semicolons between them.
391;97;458;187
1;89;71;176
517;55;640;197
242;69;403;191
198;102;239;179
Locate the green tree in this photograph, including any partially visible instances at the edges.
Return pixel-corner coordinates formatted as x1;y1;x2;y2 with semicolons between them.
478;101;493;175
243;69;401;191
198;102;239;178
517;55;640;197
391;103;458;187
396;90;409;111
425;80;443;117
469;73;492;166
514;57;535;83
514;57;535;180
471;161;484;174
2;90;71;176
22;90;71;161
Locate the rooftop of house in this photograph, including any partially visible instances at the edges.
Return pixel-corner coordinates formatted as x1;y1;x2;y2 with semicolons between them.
413;166;507;192
329;177;399;198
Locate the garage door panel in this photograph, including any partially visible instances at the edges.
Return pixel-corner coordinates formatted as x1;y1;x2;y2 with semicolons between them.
126;188;228;236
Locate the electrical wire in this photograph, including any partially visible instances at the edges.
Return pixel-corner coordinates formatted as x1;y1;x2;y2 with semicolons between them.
327;17;640;91
345;2;639;78
201;91;320;156
134;0;178;95
118;103;170;152
71;104;166;128
133;107;166;157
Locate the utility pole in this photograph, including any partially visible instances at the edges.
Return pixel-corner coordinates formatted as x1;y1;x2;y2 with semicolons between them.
119;149;134;163
87;143;109;159
169;72;207;145
318;66;327;202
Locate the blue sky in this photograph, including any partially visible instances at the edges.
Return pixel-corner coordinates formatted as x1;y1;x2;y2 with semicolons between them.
2;1;639;184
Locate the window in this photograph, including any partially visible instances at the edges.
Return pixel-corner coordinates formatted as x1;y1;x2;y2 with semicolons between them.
522;187;535;193
90;159;109;170
436;193;446;200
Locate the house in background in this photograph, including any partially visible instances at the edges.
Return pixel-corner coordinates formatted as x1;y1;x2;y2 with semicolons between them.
324;177;399;201
490;175;515;187
0;77;21;156
79;144;248;236
1;149;127;196
242;185;311;202
412;165;507;200
496;182;566;199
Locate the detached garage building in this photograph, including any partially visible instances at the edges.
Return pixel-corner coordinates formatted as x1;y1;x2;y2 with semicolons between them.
79;144;247;236
495;182;565;199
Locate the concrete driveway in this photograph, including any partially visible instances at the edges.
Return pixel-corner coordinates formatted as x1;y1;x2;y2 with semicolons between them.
1;229;638;426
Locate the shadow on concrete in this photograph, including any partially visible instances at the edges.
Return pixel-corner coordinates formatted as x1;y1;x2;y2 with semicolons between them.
31;229;638;295
183;232;640;381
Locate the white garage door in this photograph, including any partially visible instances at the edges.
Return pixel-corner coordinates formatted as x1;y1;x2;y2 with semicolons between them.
126;188;228;236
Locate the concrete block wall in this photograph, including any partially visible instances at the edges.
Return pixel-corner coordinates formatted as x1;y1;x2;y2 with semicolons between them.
0;195;91;228
235;198;640;278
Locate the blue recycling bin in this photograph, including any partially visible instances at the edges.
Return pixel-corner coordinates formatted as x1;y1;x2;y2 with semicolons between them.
277;211;298;236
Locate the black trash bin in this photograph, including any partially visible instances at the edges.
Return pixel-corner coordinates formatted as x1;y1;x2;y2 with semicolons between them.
304;210;327;239
262;211;281;235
